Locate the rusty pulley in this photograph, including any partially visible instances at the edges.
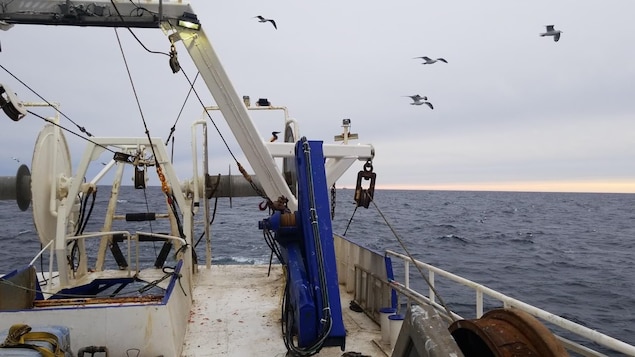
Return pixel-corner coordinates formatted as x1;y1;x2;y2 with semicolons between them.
354;160;376;208
449;308;569;357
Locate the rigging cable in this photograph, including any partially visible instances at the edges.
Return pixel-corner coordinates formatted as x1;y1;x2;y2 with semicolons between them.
0;65;114;155
111;6;269;202
110;2;188;253
3;58;115;153
165;71;199;145
342;205;359;237
367;196;457;323
25;110;115;154
177;68;269;201
113;27;187;246
109;1;270;202
0;64;94;137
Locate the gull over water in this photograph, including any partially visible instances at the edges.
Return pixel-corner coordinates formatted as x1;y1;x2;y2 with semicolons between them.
404;95;434;109
254;15;277;29
414;56;448;65
540;25;562;42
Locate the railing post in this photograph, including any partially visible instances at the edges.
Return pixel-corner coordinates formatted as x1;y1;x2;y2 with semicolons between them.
476;289;483;318
404;260;410;289
383;249;635;356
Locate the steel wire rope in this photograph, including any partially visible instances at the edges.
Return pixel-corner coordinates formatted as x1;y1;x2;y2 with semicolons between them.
3;64;115;156
165;71;199;146
367;196;456;323
110;0;271;203
342;205;359;236
177;68;270;201
0;64;94;137
25;110;116;154
109;0;184;149
113;28;188;252
109;4;189;260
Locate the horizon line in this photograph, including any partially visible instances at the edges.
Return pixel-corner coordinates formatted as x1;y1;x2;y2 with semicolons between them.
365;180;635;194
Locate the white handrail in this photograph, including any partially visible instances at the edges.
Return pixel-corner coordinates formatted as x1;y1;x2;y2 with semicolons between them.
135;231;187;246
29;239;54;266
385;249;635;357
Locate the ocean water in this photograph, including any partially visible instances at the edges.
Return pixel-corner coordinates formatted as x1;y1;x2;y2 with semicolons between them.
1;188;634;354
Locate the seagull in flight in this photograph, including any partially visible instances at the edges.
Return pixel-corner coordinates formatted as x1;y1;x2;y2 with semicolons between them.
269;131;281;142
414;56;448;65
540;25;562;42
404;95;434;109
254;16;277;29
10;156;19;163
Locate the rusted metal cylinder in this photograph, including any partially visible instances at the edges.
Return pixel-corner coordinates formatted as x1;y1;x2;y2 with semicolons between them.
204;174;264;198
0;164;31;211
449;308;569;357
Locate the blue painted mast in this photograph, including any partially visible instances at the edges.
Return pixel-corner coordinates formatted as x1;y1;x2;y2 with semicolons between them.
259;137;346;354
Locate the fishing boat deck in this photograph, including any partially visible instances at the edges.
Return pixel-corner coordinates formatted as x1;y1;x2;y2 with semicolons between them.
182;264;387;357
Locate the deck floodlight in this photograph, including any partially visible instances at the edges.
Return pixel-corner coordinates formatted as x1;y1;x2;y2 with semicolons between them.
177;12;201;30
257;98;271;107
0;83;26;121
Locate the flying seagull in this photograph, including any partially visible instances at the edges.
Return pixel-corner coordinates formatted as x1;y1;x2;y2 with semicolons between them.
10;156;19;163
404;95;434;109
254;16;277;29
540;25;562;42
414;56;448;65
269;131;281;142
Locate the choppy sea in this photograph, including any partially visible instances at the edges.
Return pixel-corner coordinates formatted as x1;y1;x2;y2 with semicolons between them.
1;188;634;355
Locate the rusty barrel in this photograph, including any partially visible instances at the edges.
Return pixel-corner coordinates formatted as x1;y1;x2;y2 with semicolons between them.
449;308;569;357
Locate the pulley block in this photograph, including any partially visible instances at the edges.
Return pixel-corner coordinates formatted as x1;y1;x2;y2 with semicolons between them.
354;160;376;208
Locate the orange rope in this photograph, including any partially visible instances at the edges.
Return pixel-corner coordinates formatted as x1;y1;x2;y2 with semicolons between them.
157;166;170;195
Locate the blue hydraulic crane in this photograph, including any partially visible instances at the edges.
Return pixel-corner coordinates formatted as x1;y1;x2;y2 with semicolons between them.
259;137;346;355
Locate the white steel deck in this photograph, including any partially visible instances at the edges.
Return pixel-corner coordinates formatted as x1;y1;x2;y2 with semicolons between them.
182;265;387;356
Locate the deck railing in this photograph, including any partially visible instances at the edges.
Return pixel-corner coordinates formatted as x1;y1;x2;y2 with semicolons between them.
385;249;635;357
27;230;187;290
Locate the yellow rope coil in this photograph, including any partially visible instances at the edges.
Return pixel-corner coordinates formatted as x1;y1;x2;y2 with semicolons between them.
1;324;65;357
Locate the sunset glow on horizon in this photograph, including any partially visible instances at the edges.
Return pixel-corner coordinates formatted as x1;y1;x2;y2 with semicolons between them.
372;180;635;194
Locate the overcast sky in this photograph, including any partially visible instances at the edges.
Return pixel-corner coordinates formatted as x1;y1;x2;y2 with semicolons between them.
1;0;635;193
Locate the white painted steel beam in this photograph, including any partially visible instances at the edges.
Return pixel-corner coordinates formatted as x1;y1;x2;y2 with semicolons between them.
265;142;374;159
175;27;298;210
